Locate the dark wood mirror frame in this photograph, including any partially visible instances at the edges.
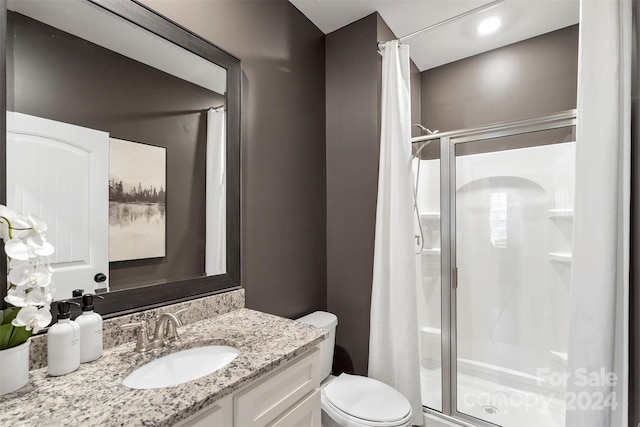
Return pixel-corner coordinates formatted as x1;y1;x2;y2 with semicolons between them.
0;0;241;318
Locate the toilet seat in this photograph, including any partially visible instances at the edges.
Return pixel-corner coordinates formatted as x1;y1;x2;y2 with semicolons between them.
321;374;412;427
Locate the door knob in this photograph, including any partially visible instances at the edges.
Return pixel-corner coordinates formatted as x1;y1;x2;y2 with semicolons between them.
94;273;107;283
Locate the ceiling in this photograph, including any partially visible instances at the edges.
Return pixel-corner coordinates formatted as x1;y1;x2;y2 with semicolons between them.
289;0;579;71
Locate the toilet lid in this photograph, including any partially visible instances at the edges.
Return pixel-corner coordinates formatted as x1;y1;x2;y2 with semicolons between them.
323;373;411;423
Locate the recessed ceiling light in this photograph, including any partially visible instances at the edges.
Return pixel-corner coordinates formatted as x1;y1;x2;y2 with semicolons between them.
477;16;501;36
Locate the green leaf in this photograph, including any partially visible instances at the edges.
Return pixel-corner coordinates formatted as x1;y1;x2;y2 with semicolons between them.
0;323;31;350
0;309;31;350
0;323;13;349
1;307;20;326
8;325;31;348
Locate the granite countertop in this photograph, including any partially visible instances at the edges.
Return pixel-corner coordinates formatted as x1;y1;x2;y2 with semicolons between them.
2;308;327;427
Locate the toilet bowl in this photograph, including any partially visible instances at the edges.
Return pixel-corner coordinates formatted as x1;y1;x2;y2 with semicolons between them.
297;311;412;427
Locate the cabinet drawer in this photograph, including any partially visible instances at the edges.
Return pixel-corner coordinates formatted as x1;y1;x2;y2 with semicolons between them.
235;349;321;427
269;389;321;427
175;394;232;427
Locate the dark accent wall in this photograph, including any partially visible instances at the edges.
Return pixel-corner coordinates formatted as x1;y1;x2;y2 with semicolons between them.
7;12;224;291
326;13;421;376
326;13;379;376
421;25;579;131
140;0;327;318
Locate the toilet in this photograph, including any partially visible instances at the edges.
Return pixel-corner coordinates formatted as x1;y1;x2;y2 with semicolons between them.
297;311;412;427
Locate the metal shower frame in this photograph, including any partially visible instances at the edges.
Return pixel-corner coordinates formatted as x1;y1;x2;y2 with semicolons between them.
413;109;577;426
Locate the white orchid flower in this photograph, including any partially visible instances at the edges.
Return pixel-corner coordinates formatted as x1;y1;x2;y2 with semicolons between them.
8;263;52;289
5;238;31;260
28;237;54;257
0;206;18;238
12;305;52;333
5;285;30;307
26;286;54;306
1;204;56;346
34;265;53;288
27;214;48;234
7;215;32;240
0;205;17;219
24;215;48;247
0;205;17;241
9;257;27;268
7;261;33;287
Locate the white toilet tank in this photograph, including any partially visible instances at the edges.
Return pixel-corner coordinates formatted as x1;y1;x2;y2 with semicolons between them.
296;311;338;380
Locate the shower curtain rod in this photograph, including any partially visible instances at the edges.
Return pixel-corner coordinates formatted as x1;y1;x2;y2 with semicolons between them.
378;0;507;50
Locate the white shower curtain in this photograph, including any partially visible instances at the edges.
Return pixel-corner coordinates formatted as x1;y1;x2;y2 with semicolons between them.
369;40;422;426
205;108;226;276
566;0;631;425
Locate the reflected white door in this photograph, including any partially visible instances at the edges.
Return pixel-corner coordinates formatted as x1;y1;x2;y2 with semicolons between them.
6;112;109;298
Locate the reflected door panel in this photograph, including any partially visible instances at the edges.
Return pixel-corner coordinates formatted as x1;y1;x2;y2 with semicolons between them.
7;112;109;298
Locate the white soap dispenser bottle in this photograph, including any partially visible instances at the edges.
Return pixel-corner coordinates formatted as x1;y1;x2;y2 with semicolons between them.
47;301;81;376
76;293;104;363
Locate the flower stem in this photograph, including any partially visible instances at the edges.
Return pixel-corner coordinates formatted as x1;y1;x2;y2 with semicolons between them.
0;216;12;239
0;216;32;240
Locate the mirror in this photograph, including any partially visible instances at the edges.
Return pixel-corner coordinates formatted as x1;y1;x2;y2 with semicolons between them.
1;0;241;315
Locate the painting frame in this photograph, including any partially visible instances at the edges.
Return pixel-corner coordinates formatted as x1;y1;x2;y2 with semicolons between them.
108;137;167;262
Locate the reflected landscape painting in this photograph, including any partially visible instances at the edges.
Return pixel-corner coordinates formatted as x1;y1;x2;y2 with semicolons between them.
109;138;166;262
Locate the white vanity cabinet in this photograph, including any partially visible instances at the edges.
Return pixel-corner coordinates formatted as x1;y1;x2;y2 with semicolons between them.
174;395;233;427
176;347;321;427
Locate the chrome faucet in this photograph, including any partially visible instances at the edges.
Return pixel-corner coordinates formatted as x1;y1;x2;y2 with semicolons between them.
121;308;187;353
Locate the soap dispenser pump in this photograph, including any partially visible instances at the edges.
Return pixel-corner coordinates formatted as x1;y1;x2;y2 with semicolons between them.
76;293;104;363
47;301;81;376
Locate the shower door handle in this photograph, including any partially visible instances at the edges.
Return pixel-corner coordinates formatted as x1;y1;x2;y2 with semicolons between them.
451;267;458;289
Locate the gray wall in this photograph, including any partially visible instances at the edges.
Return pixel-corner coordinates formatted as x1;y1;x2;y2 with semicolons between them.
141;0;327;318
421;25;579;131
326;13;421;376
326;13;379;376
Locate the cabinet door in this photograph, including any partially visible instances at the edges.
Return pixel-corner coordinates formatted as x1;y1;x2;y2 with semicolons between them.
235;349;321;427
269;390;320;427
175;394;232;427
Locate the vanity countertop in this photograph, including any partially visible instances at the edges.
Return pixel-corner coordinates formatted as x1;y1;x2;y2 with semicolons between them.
1;308;326;427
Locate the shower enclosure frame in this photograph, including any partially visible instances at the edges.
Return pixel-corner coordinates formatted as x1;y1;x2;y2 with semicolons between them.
415;109;577;427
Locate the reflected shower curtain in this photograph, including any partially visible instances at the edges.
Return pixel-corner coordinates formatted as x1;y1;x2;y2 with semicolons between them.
205;109;226;276
566;0;630;425
369;40;422;426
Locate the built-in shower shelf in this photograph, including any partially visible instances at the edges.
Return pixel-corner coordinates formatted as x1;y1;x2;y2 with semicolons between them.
549;252;572;263
548;209;574;218
422;248;441;256
420;213;441;220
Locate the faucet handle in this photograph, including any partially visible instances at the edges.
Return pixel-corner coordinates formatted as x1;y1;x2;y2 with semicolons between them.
121;321;152;352
173;307;188;324
164;309;186;343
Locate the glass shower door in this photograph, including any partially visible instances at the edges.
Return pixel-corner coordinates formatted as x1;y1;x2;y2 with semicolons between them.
452;128;575;427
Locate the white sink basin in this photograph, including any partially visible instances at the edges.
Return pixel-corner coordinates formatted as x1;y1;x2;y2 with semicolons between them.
122;345;239;389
